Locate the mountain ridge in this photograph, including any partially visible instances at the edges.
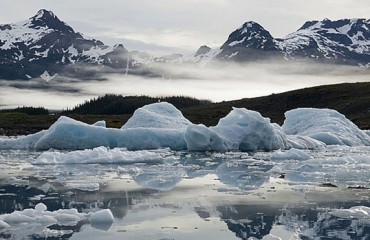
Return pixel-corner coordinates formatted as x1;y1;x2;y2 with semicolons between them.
0;10;369;80
201;18;370;65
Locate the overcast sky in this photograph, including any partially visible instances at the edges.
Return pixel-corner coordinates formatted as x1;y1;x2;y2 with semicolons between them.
1;0;369;55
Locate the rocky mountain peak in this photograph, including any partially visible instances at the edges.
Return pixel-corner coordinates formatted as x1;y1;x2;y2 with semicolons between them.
194;45;211;57
28;9;74;33
221;21;277;51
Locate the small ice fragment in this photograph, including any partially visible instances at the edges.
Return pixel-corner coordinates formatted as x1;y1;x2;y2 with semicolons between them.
92;120;106;127
2;212;34;223
0;220;10;229
271;148;312;161
89;209;114;223
35;203;47;212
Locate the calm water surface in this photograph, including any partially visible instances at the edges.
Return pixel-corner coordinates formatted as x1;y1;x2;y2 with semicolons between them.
1;148;370;239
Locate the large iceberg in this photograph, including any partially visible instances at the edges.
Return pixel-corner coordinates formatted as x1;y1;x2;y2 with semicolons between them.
34;116;187;150
0;103;190;151
283;108;370;146
1;103;368;152
185;107;289;152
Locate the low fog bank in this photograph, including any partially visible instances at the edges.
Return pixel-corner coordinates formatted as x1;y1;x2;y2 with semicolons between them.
0;61;369;110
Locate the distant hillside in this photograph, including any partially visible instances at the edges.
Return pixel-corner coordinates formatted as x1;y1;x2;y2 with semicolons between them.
181;82;370;130
0;82;369;136
0;106;49;115
64;95;212;115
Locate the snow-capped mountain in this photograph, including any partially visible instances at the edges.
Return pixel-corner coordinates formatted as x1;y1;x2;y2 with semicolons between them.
0;9;148;80
216;21;282;61
195;18;370;65
278;18;370;64
0;10;369;80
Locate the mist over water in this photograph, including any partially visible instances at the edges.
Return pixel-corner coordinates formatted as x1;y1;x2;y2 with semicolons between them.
0;61;369;110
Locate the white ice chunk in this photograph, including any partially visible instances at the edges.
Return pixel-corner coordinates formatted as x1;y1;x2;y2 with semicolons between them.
92;120;106;127
185;124;228;151
0;130;46;150
283;108;370;146
365;130;370;137
34;146;169;164
122;102;192;130
186;108;289;152
1;212;35;223
89;209;114;223
33;115;187;151
0;220;10;229
35;203;47;212
286;135;326;149
271;148;312;161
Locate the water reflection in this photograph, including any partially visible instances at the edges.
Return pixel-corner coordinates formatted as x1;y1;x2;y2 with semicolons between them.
1;149;370;239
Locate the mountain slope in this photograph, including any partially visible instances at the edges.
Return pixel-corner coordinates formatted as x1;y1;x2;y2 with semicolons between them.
196;18;370;65
216;21;283;61
1;10;369;80
0;9;148;80
278;18;370;65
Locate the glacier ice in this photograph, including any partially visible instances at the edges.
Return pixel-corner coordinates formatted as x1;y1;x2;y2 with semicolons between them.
34;115;187;151
34;146;172;164
270;148;312;161
0;103;369;152
122;102;192;130
185;107;289;152
283;108;370;146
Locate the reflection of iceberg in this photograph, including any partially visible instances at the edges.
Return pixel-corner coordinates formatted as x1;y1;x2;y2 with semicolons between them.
279;151;370;188
0;203;85;239
89;209;114;231
133;165;186;191
297;206;370;239
216;160;272;191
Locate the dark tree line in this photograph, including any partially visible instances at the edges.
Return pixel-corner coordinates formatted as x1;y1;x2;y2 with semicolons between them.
0;106;49;115
63;95;212;115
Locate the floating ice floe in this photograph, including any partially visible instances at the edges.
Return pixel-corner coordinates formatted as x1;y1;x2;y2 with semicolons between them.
283;108;370;146
121;102;192;130
270;148;312;161
34;146;173;164
133;164;186;191
185;107;289;152
1;103;369;152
